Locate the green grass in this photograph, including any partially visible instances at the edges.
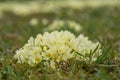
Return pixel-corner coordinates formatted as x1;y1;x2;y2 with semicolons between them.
0;5;120;80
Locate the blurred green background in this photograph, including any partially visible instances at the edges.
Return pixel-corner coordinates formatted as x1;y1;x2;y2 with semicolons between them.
0;0;119;52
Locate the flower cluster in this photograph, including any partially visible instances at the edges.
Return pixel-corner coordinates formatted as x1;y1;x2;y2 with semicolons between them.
45;20;81;32
14;31;101;69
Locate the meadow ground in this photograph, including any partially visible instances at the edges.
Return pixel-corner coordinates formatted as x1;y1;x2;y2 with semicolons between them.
0;1;120;80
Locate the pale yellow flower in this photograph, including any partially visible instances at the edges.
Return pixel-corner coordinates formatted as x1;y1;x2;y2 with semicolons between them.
50;60;58;69
29;18;39;26
42;18;48;25
14;30;101;68
45;20;82;32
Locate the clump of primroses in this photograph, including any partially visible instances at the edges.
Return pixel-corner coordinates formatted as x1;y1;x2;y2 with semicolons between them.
14;31;101;69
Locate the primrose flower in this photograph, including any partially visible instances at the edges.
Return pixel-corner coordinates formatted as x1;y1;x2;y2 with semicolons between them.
45;20;82;32
30;18;39;26
14;37;42;66
42;18;48;25
14;30;101;69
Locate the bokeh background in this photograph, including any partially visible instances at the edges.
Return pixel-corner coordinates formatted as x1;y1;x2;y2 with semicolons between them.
0;0;120;53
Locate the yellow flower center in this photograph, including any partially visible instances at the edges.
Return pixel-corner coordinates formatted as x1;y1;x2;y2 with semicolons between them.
46;53;51;57
43;46;48;51
35;57;41;62
58;49;64;54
